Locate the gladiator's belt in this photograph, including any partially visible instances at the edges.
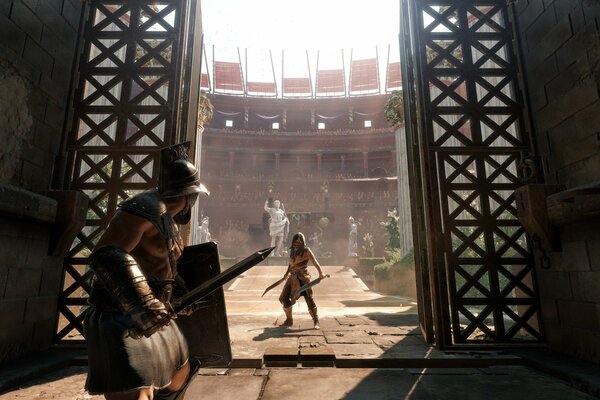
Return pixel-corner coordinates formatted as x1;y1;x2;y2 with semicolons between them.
290;267;308;275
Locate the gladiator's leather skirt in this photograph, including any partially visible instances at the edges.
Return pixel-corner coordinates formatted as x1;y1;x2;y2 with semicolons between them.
279;269;316;309
83;301;189;394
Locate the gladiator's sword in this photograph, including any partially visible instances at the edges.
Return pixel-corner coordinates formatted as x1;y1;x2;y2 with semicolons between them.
134;246;275;338
261;265;290;297
292;274;330;301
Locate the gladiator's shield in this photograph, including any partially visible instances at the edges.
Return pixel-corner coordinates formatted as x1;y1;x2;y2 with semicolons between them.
176;241;231;367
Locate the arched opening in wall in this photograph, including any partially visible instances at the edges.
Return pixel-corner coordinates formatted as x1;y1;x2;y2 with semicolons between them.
188;0;422;363
56;0;544;371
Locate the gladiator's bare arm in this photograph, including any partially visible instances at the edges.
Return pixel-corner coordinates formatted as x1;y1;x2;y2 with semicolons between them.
96;211;153;252
263;200;271;213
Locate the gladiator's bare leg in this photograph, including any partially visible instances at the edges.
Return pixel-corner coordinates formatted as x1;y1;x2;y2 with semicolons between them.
164;361;191;392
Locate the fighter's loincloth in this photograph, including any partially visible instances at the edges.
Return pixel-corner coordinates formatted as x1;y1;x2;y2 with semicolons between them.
84;281;189;394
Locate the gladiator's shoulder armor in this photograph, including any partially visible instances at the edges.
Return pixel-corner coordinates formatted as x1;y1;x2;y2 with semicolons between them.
117;190;165;226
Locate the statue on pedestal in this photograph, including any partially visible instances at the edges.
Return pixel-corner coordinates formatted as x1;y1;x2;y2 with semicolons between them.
264;198;289;257
197;216;212;243
348;216;359;257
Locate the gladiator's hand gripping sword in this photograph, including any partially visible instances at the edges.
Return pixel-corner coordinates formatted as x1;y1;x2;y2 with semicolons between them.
131;246;275;338
292;274;330;301
261;265;290;297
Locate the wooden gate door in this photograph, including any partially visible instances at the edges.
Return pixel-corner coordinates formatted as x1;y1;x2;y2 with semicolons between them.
400;0;543;347
55;0;203;343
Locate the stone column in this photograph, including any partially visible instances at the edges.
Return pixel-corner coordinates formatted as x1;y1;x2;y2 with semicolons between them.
317;153;322;178
229;151;235;175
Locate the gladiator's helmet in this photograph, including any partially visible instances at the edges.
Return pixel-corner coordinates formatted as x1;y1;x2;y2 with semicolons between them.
158;141;209;224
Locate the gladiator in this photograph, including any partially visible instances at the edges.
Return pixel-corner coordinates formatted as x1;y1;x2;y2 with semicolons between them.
279;232;325;329
83;142;208;400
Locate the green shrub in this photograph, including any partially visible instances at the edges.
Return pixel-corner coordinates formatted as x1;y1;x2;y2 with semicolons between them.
373;260;393;280
359;257;386;268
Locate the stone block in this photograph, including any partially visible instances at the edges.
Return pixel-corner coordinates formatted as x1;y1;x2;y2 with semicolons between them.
536;83;598;132
517;0;545;31
0;45;40;84
569;327;600;363
39;263;63;296
4;267;43;299
529;88;548;112
51;59;74;87
33;120;60;155
62;0;82;30
23;295;57;323
546;59;589;104
300;345;335;367
0;13;27;55
536;270;573;299
29;88;48;121
574;99;600;137
582;0;600;22
540;299;559;324
0;298;27;326
229;358;262;368
588;237;600;272
40;29;62;59
22;38;53;79
528;57;559;90
537;14;572;61
21;160;49;192
324;330;374;344
263;346;298;367
43;96;65;130
557;300;600;330
31;318;55;351
0;1;10;16
185;375;266;400
558;152;600;187
10;2;43;42
569;272;600;303
21;0;41;11
525;6;558;51
0;235;29;269
551;240;591;272
37;2;65;37
40;73;67;107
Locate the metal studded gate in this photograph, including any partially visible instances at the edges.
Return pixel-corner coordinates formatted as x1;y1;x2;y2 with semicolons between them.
55;0;203;342
400;0;543;347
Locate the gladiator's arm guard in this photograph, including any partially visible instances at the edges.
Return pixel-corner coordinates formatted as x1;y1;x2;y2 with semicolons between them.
89;245;169;335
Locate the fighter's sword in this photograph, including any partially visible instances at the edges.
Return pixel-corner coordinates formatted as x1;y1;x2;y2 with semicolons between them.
133;246;275;338
292;274;330;301
261;266;290;297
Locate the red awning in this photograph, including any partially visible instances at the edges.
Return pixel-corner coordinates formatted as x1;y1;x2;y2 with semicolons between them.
246;81;277;96
214;61;243;92
316;69;345;96
200;73;210;90
282;77;312;97
349;58;379;94
386;62;402;91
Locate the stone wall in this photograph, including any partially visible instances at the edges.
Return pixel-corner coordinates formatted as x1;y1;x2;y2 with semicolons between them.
516;0;600;362
0;0;83;363
0;0;82;190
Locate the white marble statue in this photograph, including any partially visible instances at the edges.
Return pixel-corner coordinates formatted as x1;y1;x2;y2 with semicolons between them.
264;199;289;256
197;216;212;243
348;216;359;257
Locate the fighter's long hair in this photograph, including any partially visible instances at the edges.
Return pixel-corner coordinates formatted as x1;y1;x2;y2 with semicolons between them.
289;232;306;259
